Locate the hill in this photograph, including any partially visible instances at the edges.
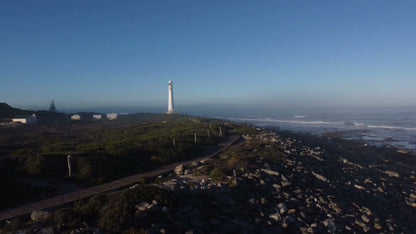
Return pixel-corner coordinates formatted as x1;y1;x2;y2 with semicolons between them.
0;103;32;118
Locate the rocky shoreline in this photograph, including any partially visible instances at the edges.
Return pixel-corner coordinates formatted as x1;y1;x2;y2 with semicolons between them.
1;128;415;233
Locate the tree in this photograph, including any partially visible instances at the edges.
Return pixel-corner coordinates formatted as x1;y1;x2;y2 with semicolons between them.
49;100;56;112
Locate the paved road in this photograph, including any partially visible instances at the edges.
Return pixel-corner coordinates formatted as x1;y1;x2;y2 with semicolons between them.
0;134;240;222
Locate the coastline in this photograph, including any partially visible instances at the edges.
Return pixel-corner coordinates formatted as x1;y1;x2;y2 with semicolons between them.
1;125;415;233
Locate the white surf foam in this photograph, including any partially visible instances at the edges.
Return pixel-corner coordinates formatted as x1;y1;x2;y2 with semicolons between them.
293;115;308;118
228;117;343;125
353;122;367;127
367;125;416;131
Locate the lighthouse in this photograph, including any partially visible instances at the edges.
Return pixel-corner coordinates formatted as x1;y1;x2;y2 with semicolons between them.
167;80;175;114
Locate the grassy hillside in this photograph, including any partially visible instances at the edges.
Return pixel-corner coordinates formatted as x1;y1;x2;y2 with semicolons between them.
0;103;32;118
0;114;235;209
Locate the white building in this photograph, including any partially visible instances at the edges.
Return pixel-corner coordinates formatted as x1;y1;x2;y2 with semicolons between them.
167;80;175;114
12;114;37;124
93;114;102;120
106;113;118;120
71;114;81;120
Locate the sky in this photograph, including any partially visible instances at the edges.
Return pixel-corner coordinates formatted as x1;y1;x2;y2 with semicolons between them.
1;0;415;114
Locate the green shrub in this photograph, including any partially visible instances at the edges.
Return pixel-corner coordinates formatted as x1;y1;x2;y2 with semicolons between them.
209;167;226;181
24;154;66;176
235;126;258;135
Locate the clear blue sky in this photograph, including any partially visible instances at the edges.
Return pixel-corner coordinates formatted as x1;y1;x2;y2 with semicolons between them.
1;0;415;113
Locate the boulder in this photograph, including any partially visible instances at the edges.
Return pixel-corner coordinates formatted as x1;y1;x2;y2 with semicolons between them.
30;210;51;222
269;213;282;221
277;203;288;214
282;215;298;228
384;170;399;178
323;218;336;233
174;164;184;175
136;201;153;211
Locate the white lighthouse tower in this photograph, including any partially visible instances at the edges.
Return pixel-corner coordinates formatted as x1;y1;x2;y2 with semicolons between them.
167;80;175;114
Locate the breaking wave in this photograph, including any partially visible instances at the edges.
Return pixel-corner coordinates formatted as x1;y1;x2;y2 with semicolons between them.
228;117;343;125
367;125;416;131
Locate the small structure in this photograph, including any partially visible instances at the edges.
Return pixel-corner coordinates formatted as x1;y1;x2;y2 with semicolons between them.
71;114;81;120
93;114;102;120
107;113;118;120
12;114;37;124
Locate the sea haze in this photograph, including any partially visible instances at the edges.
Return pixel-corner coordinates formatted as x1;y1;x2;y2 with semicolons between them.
220;109;416;152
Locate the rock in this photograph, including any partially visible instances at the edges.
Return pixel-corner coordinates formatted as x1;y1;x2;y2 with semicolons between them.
31;210;51;222
288;209;296;214
136;201;152;211
377;187;385;193
37;227;54;234
300;227;314;234
322;218;336;233
161;206;169;213
184;169;191;175
354;184;366;190
281;181;291;187
356;220;369;232
361;214;370;223
374;223;382;230
191;161;201;167
311;171;328;183
277;203;288;214
261;169;280;176
269;213;282;221
272;184;281;190
129;184;140;189
174;164;184;175
384;170;400;178
282;215;298;228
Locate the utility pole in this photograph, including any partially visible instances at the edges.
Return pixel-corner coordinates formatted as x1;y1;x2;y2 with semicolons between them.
194;132;197;143
219;127;223;138
67;155;72;177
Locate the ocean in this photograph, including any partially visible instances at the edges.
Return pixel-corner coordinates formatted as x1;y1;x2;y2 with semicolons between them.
223;111;416;152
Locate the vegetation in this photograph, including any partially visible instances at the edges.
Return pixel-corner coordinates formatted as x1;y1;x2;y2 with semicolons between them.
1;184;179;233
234;125;258;136
0;113;232;210
0;103;32;118
207;139;285;182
